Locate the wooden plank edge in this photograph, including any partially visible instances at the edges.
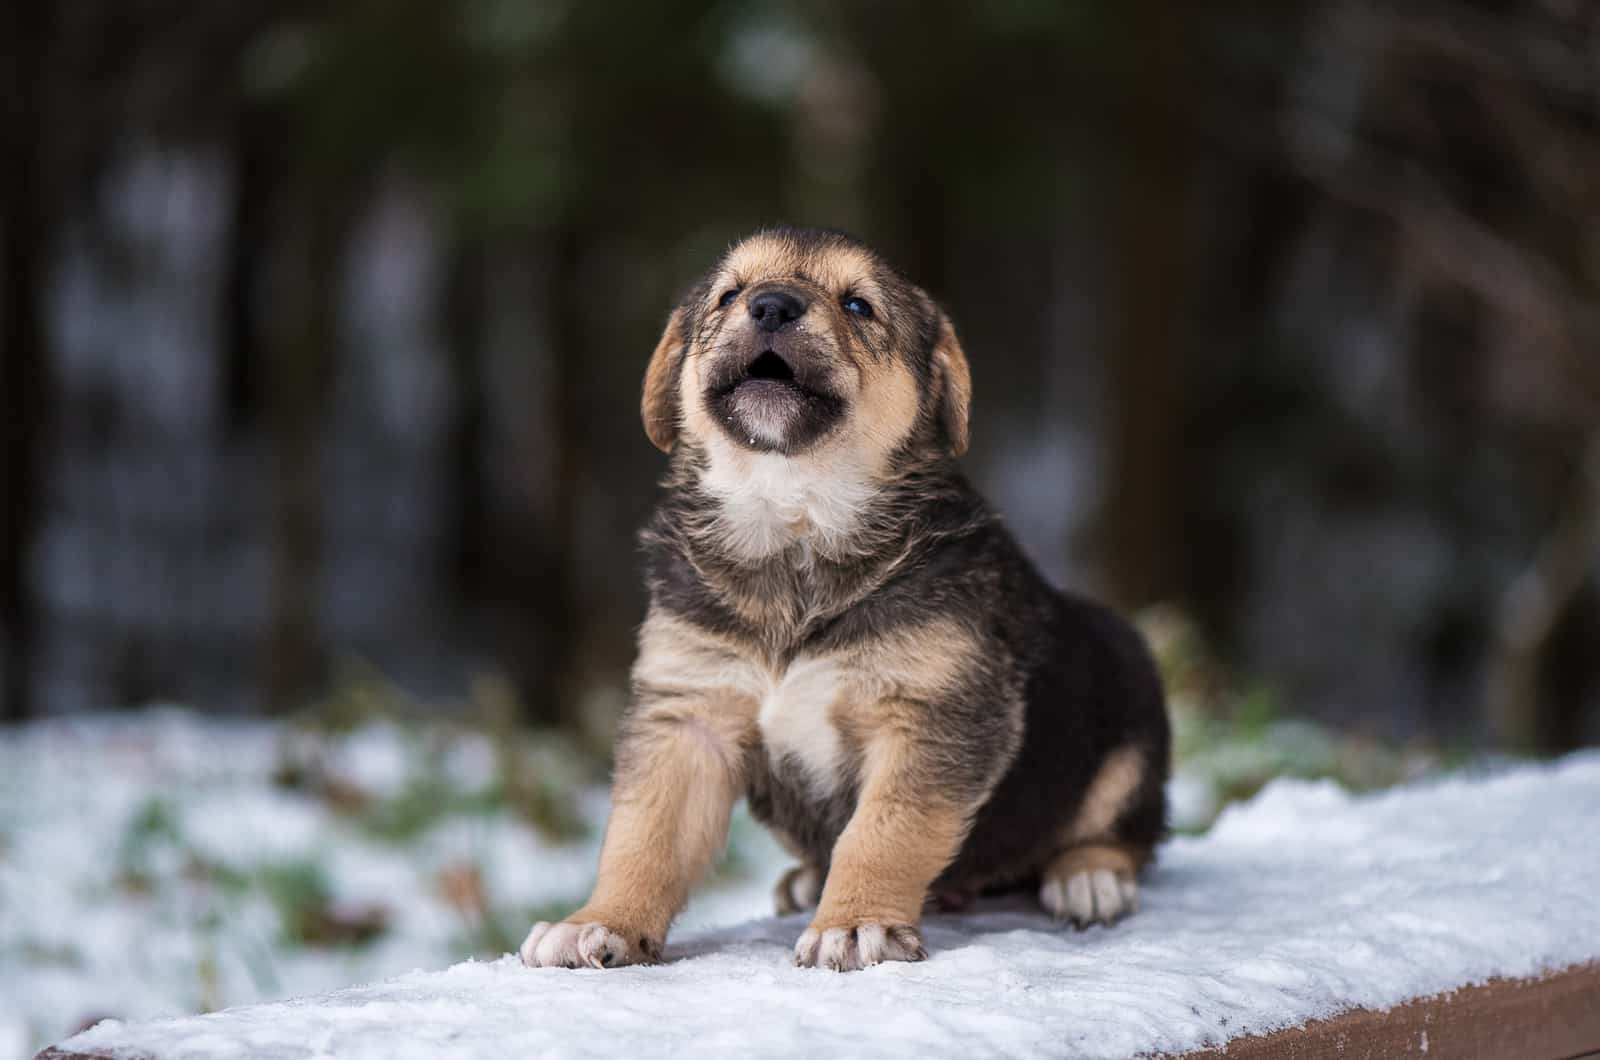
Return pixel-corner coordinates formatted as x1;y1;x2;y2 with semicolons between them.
35;962;1600;1059
1176;961;1600;1060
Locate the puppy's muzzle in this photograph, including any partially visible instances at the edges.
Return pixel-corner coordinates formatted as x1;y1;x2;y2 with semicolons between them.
703;331;844;452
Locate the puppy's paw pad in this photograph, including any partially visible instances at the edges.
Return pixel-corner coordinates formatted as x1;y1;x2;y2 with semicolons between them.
793;922;926;971
519;920;649;969
1039;868;1137;927
773;864;824;915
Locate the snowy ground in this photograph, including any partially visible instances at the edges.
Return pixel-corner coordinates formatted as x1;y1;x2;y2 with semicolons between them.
0;710;789;1060
31;734;1600;1058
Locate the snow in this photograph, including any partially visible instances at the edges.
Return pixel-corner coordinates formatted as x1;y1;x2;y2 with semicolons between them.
0;711;788;1059
46;750;1600;1060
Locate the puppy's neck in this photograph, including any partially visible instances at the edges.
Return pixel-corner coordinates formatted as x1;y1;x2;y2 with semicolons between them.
692;435;883;565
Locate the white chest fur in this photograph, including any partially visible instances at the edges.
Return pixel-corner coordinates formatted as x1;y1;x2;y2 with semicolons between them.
699;443;878;561
757;656;848;798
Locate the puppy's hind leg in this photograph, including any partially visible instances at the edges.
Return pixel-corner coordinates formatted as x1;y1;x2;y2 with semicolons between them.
773;863;825;915
1040;740;1164;928
1038;844;1144;928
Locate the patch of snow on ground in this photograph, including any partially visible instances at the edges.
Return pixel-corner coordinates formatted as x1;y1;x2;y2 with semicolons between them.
50;751;1600;1060
0;711;787;1060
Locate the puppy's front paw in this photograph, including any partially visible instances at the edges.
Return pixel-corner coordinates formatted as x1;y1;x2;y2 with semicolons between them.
519;918;660;969
793;920;926;971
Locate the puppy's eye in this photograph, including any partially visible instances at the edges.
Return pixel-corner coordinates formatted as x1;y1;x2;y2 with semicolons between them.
718;289;740;308
843;296;873;318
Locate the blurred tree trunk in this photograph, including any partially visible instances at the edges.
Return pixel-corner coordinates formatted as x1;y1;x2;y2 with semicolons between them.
1101;0;1192;610
262;188;347;712
444;243;488;602
1183;3;1313;640
220;106;276;435
521;224;586;726
1483;434;1600;752
0;0;51;722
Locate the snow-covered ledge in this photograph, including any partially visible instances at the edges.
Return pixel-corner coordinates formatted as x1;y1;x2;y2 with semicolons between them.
41;755;1600;1060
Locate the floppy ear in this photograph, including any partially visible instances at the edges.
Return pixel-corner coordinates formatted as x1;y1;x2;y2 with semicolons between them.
641;308;687;453
932;314;972;456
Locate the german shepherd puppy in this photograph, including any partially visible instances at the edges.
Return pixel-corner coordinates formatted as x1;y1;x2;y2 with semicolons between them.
520;226;1169;972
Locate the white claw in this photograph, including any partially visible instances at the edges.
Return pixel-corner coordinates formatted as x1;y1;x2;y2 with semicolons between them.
1065;872;1095;923
1091;870;1122;921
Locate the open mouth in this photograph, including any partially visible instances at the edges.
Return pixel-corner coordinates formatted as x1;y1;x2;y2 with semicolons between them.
709;348;835;409
707;346;845;451
717;349;807;399
743;350;796;385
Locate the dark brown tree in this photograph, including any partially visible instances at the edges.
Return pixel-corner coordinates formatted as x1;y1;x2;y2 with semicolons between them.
1;0;53;721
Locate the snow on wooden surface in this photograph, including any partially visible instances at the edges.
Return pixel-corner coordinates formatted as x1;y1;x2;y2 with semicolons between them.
45;752;1600;1059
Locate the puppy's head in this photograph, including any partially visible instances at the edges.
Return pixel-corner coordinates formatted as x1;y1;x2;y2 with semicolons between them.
641;227;970;468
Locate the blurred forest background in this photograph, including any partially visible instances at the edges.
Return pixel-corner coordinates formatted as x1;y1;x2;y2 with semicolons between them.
3;0;1599;753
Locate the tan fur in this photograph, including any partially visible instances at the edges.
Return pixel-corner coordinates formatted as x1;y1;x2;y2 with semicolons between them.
631;610;770;702
718;239;804;287
567;694;754;955
676;336;725;449
830;617;1020;787
1065;745;1145;844
1045;843;1143;881
833;616;982;705
850;353;923;469
806;721;976;932
933;316;973;456
635;611;978;716
642;308;687;452
543;613;761;961
719;239;880;301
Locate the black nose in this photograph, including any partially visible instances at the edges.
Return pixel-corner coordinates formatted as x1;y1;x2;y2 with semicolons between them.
749;289;807;333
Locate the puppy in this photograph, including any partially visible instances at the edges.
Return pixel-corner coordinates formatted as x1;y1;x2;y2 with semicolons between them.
520;226;1169;972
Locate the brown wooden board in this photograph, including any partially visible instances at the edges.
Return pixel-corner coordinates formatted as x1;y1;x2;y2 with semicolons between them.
1179;962;1600;1060
36;963;1600;1060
